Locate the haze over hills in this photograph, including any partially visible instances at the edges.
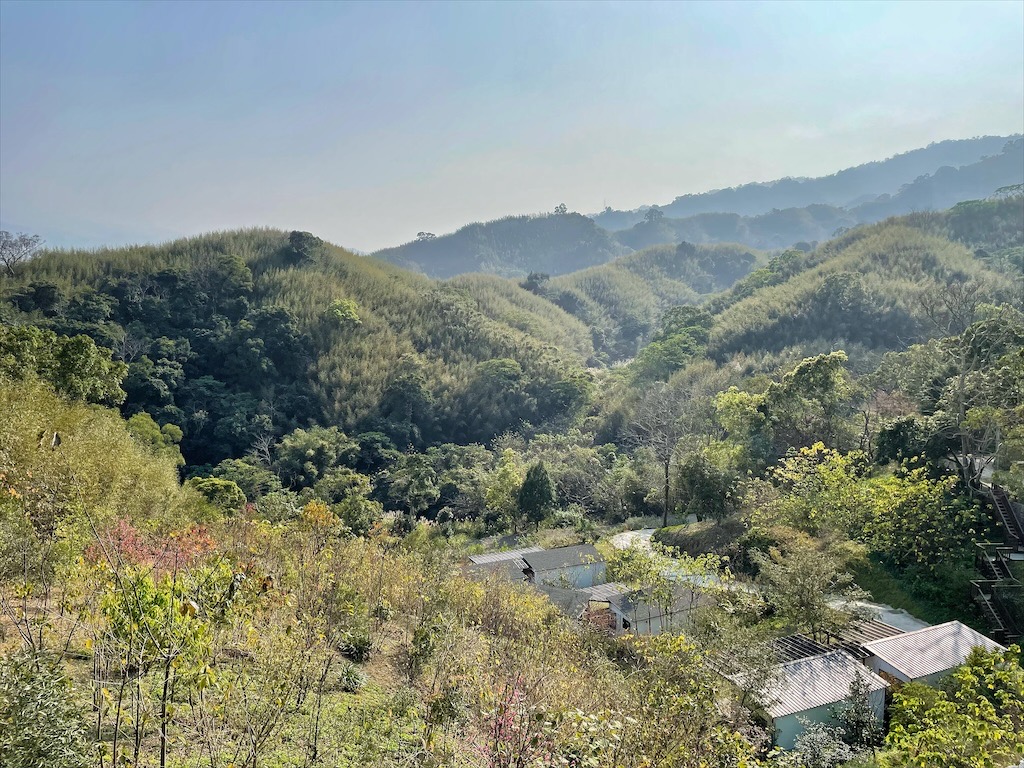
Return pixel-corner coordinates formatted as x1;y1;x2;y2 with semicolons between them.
375;136;1023;278
372;211;630;280
616;139;1024;251
594;135;1022;228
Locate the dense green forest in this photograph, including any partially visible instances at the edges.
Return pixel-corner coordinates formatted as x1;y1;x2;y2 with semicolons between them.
2;191;1023;768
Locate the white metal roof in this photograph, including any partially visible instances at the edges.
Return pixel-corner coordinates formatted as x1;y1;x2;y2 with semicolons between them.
861;620;1005;681
523;544;603;573
468;546;543;565
757;651;888;719
580;582;632;601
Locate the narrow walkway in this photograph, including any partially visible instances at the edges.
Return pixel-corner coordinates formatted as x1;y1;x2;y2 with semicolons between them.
609;528;656;551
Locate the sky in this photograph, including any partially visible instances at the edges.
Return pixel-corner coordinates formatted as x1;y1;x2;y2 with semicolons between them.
1;0;1022;252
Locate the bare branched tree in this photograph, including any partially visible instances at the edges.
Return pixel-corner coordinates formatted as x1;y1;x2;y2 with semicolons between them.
629;381;688;527
919;279;985;337
0;230;42;277
114;329;149;363
249;432;275;467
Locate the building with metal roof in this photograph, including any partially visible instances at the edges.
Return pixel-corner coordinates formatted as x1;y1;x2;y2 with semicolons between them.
823;619;906;660
861;620;1005;685
467;546;543;565
754;650;888;750
771;634;831;663
535;584;592;619
579;581;712;636
463;558;529;582
523;544;605;589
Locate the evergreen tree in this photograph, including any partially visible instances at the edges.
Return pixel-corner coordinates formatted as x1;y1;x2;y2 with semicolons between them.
518;460;555;530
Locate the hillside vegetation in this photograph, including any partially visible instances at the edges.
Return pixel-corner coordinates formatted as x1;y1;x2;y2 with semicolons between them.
706;221;1016;363
2;192;1023;768
1;230;594;465
370;139;1022;280
541;242;762;362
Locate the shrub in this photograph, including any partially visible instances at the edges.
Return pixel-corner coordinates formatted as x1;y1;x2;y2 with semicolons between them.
336;661;366;693
0;653;90;768
338;627;372;662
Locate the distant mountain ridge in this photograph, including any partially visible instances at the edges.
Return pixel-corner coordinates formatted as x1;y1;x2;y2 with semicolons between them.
375;136;1022;279
594;134;1021;229
613;138;1024;251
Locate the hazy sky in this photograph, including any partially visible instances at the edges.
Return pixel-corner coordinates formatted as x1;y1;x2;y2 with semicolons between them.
1;0;1022;252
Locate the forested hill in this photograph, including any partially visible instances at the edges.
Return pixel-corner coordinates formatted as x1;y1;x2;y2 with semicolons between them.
2;195;1019;473
0;230;598;466
373;211;630;279
704;212;1018;366
3;197;1024;768
594;134;1021;229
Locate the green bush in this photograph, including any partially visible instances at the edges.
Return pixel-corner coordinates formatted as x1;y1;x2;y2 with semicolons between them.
338;627;373;662
0;653;91;768
337;661;367;693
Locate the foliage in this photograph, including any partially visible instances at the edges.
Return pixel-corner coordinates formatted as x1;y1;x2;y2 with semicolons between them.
0;325;127;405
0;653;90;768
185;475;247;514
337;661;367;693
125;411;185;467
772;721;856;768
754;538;868;640
518;460;555;529
835;670;883;749
484;449;524;532
885;645;1024;768
675;450;740;523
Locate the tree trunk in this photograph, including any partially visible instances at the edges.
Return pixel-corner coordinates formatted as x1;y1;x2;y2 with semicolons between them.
160;655;172;768
663;460;670;528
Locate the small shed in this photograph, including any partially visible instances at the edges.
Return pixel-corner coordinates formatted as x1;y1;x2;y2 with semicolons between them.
467;546;544;565
523;545;605;589
535;584;591;619
464;558;529;582
860;620;1005;685
582;582;712;636
754;650;888;750
464;546;542;582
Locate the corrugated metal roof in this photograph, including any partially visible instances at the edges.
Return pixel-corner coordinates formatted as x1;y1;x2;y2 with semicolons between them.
759;651;888;719
861;620;1005;680
615;584;712;618
581;583;711;621
523;544;602;573
581;582;632;601
464;559;528;581
831;619;905;646
772;635;830;663
535;584;590;618
468;546;543;565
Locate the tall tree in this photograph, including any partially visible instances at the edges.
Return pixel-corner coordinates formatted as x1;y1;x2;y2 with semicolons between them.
754;540;868;642
0;231;42;277
630;382;688;527
518;461;555;530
